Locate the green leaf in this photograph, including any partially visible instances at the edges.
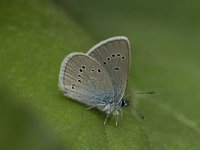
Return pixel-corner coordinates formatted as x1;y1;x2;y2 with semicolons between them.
58;0;200;149
0;0;152;150
0;86;64;150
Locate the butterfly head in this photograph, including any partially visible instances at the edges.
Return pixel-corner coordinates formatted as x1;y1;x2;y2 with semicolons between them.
120;98;129;107
102;98;129;115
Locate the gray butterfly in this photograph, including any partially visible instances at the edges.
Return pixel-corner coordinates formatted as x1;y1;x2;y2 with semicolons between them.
59;36;131;126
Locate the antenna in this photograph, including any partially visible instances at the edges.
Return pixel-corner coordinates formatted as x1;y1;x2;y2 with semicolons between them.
135;91;155;95
130;105;145;120
126;87;154;120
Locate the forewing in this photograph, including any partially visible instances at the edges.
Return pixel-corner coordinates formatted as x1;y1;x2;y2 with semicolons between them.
59;53;114;108
87;36;130;102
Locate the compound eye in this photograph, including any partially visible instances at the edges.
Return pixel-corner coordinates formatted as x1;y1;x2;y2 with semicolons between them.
121;100;125;107
120;99;129;107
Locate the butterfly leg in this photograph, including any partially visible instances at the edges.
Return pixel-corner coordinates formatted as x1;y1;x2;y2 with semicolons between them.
104;114;110;125
85;103;105;111
115;111;119;126
85;106;94;111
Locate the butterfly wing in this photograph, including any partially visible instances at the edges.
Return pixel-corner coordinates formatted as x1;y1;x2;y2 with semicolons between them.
59;53;115;108
87;36;131;102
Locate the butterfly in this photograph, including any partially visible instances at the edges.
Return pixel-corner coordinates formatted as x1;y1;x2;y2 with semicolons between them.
59;36;131;126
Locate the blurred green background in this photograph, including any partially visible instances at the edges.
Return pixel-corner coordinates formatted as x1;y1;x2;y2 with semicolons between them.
0;0;200;149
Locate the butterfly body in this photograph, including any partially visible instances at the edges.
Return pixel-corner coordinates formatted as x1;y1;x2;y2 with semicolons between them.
59;36;131;125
